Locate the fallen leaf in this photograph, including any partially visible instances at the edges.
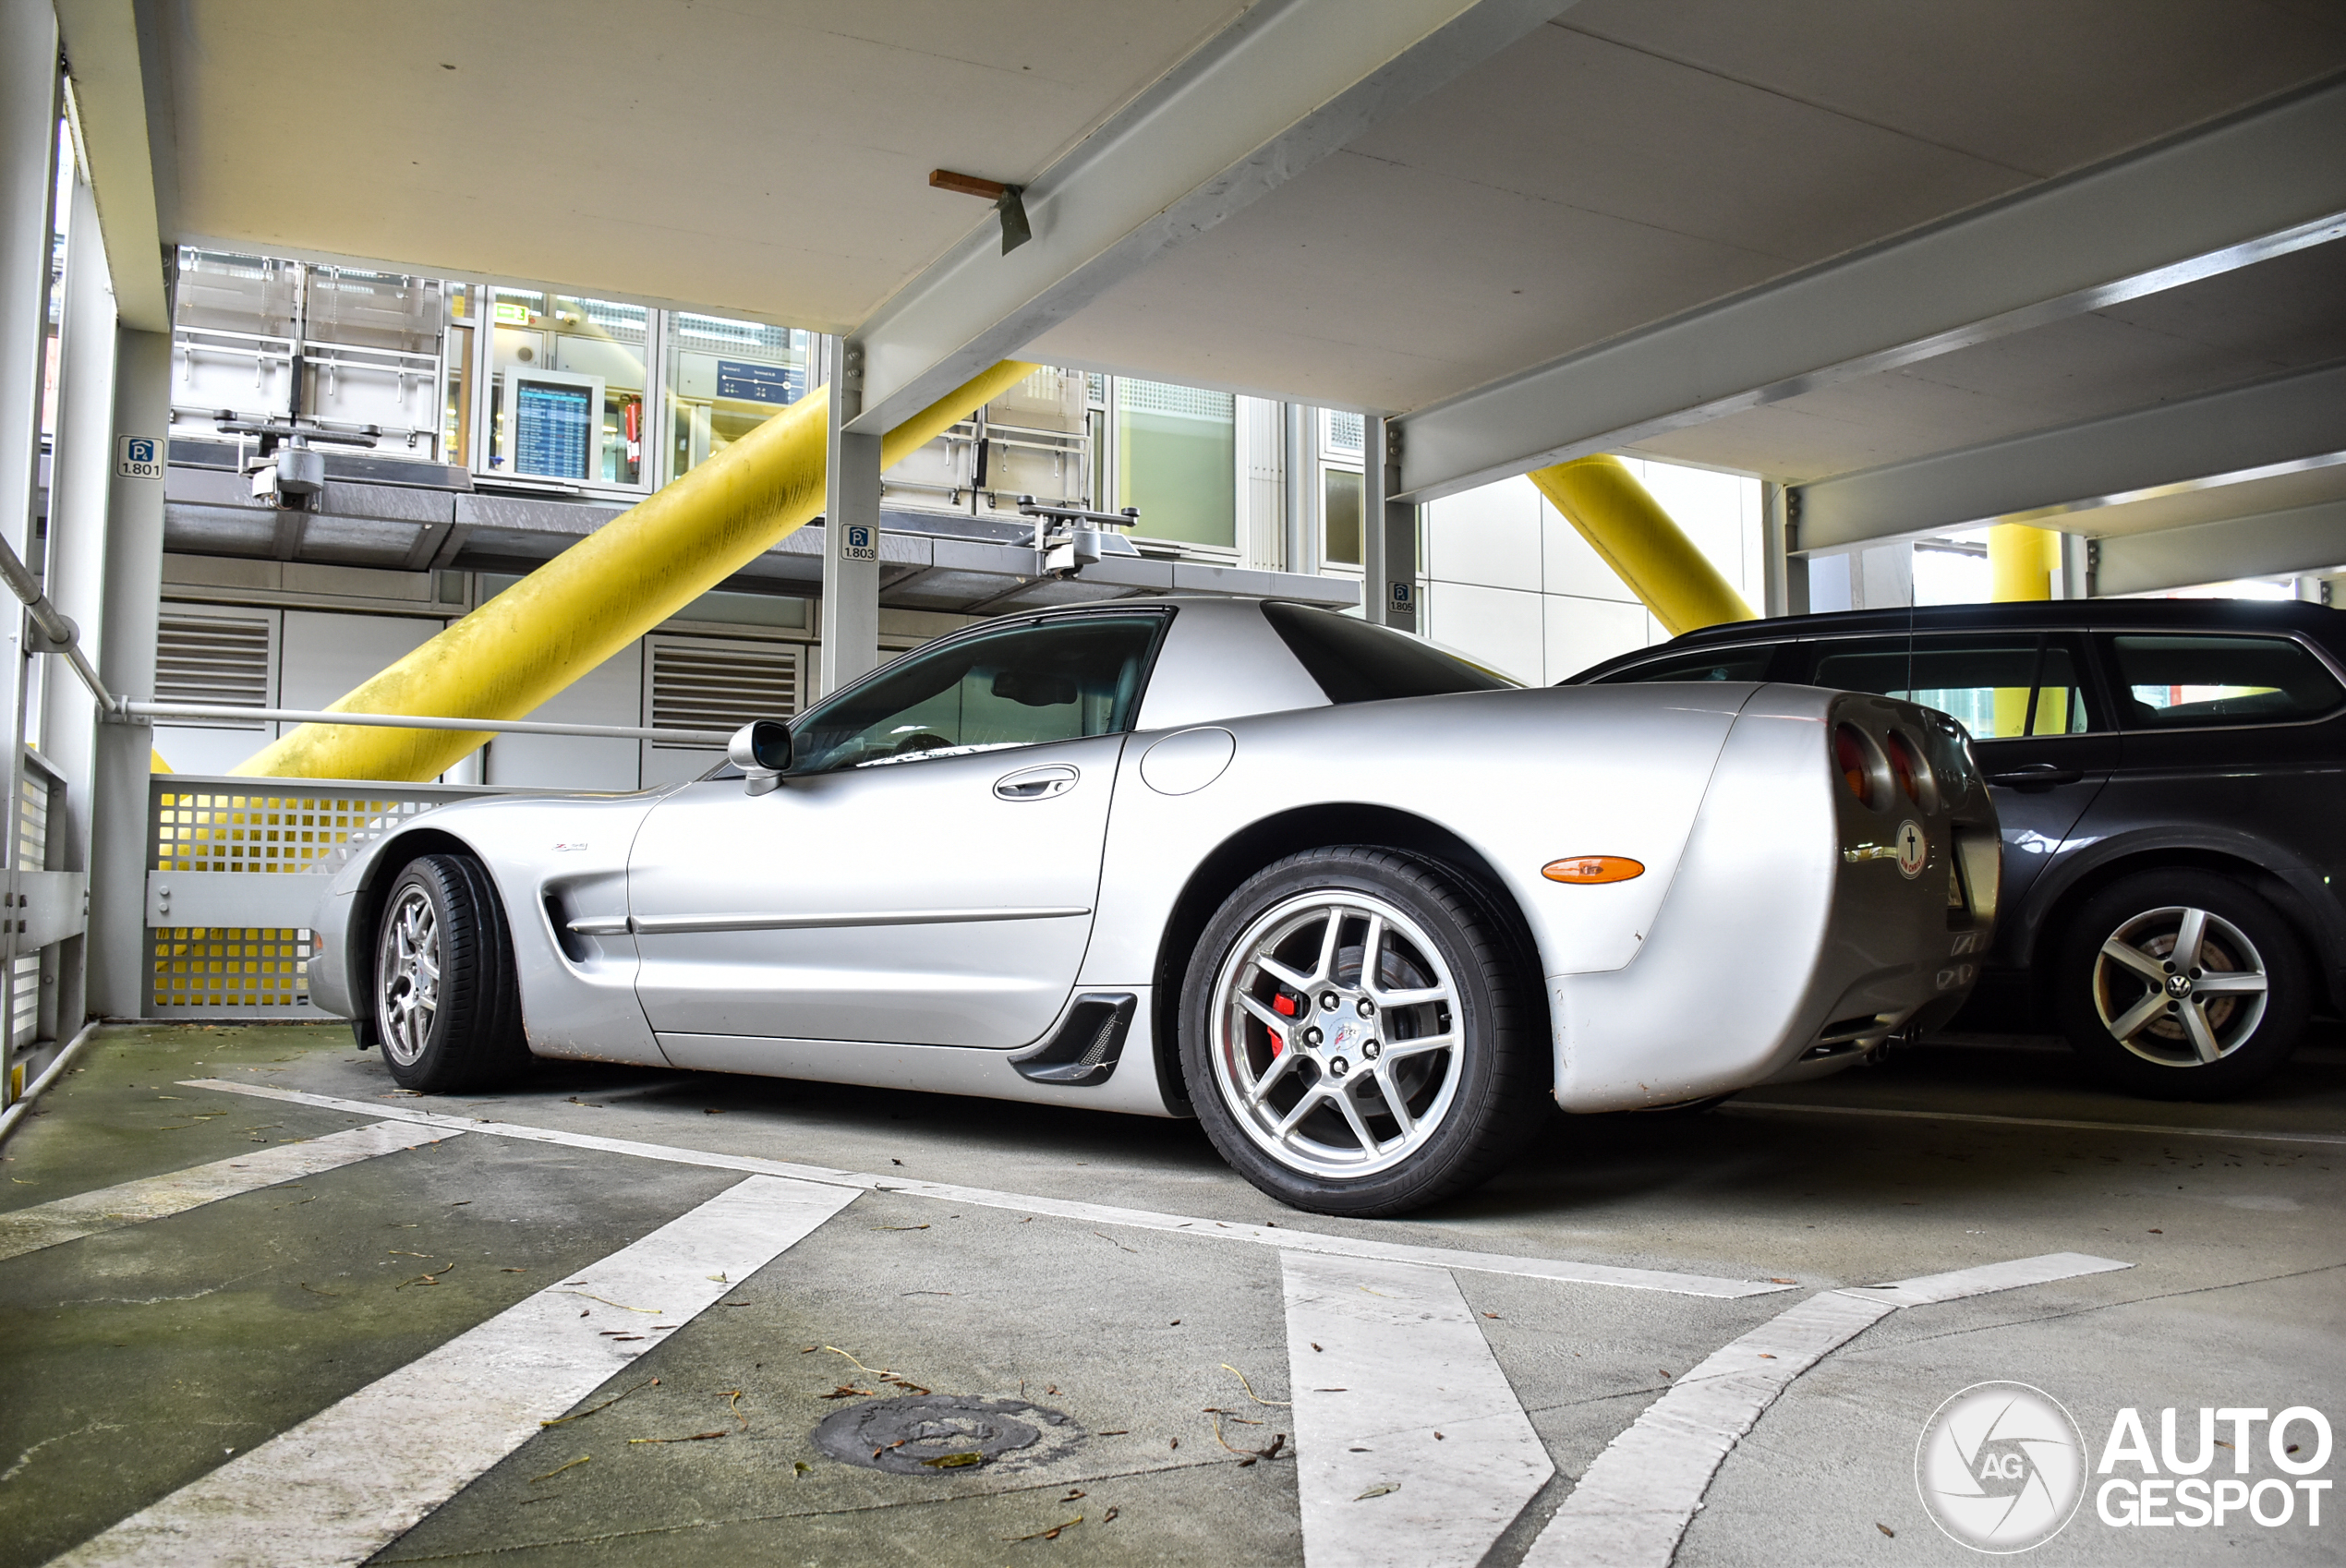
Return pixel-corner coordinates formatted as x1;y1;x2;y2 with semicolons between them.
1769;1277;1796;1285
1311;1342;1323;1353
1759;1353;1776;1359
1356;1483;1399;1501
2149;1228;2162;1234
628;1430;727;1444
1483;1312;1500;1320
1005;1514;1082;1541
792;1461;812;1478
922;1452;985;1468
820;1385;879;1400
1061;1489;1086;1502
1434;1431;1445;1441
529;1454;590;1484
872;1224;930;1231
540;1377;658;1428
890;1158;903;1165
1104;1506;1119;1523
1876;1522;1895;1538
703;1108;725;1115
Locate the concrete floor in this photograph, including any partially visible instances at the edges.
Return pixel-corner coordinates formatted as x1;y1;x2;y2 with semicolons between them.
2;1021;2340;1566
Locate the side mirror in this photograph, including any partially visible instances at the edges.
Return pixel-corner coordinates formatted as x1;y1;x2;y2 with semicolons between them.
728;720;792;796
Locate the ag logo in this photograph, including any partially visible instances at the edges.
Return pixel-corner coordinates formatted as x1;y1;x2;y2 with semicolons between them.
1916;1381;2086;1552
1894;819;1928;880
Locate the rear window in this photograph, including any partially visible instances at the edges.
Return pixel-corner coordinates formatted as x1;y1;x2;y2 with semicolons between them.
2102;633;2345;729
1593;646;1776;683
1262;602;1515;705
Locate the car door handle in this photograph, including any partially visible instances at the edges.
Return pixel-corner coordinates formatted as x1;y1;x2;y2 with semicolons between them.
1987;764;2083;790
995;764;1078;801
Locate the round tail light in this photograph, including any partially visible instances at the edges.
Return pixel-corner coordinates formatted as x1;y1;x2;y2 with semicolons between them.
1886;729;1937;811
1833;723;1889;810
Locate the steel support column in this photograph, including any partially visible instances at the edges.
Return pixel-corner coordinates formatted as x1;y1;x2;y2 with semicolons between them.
819;334;883;696
88;329;165;1019
36;172;115;1033
1361;416;1417;631
1281;402;1308;574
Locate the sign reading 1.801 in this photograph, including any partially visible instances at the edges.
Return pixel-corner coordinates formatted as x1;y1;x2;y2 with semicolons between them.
115;435;163;480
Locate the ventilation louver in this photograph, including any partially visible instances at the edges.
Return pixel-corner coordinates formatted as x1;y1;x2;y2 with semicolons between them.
154;612;272;727
646;637;800;748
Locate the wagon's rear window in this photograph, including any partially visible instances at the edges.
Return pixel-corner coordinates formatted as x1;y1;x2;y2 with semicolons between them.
1262;602;1515;705
2102;633;2344;728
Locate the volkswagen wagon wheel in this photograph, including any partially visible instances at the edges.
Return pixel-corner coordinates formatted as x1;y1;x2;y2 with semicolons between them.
2055;869;2308;1101
373;853;529;1093
1180;847;1546;1216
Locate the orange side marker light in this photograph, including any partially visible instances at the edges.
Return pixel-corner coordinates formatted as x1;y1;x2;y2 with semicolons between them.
1542;856;1645;885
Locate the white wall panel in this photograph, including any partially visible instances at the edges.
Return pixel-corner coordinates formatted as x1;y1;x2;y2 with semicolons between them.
1542;595;1651;682
1421;580;1543;685
484;641;645;790
1425;474;1542;590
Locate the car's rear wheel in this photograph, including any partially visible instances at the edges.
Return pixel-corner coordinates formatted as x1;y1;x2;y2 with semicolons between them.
374;853;529;1093
2055;869;2308;1100
1179;847;1546;1216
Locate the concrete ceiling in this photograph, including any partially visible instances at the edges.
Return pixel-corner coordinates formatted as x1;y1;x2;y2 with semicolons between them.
113;0;2346;576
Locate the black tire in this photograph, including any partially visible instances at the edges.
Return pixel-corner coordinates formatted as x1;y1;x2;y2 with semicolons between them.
2054;869;2309;1100
372;853;530;1093
1179;847;1547;1216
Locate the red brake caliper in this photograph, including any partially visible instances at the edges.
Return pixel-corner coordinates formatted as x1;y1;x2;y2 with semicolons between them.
1268;989;1297;1055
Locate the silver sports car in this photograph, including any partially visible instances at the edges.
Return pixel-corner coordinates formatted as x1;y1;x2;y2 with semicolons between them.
308;597;1998;1214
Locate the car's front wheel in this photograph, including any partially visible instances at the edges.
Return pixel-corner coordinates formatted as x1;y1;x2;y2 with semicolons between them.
1179;847;1547;1216
373;853;529;1093
2055;869;2309;1100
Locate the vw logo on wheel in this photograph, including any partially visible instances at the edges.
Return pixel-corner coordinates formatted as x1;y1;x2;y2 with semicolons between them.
1894;819;1929;880
1915;1381;2086;1553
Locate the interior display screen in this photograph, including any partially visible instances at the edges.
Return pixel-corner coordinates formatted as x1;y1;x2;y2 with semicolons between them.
514;380;593;478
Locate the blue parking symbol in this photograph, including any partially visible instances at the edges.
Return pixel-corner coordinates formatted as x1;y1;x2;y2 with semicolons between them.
848;525;871;549
127;438;155;464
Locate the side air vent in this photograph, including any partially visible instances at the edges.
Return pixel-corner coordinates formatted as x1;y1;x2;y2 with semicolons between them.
645;635;800;749
1010;993;1137;1086
154;611;273;727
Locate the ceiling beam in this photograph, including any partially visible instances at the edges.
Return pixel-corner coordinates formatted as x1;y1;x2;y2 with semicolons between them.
1393;71;2346;502
845;0;1574;433
56;0;169;332
1792;360;2346;552
2093;498;2346;597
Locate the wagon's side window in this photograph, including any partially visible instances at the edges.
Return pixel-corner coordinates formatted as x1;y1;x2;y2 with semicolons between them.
790;614;1169;773
2100;633;2345;729
1804;634;2098;740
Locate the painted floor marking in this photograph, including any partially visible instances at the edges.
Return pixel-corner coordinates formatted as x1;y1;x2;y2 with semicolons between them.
0;1122;463;1264
183;1080;1793;1299
1518;1251;2132;1568
1727;1100;2346;1147
1284;1252;1554;1568
51;1173;855;1568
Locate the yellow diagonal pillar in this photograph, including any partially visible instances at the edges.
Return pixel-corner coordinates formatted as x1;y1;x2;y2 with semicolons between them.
233;360;1039;782
1989;523;2062;737
1528;455;1755;635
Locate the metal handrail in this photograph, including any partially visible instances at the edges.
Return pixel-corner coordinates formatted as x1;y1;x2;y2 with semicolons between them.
124;703;732;745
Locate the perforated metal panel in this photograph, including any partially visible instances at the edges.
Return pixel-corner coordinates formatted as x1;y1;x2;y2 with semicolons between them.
144;779;505;1019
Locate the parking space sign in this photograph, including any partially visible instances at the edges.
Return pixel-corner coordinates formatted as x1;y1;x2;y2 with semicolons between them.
115;435;163;480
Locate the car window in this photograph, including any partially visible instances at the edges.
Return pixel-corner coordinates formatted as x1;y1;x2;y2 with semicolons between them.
1591;645;1776;683
791;614;1167;773
1262;602;1515;704
1805;635;2093;740
2101;633;2345;729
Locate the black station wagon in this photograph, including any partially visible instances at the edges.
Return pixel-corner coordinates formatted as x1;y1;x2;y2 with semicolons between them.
1570;598;2346;1099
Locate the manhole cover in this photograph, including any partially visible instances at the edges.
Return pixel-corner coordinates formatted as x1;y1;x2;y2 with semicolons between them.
811;1393;1080;1475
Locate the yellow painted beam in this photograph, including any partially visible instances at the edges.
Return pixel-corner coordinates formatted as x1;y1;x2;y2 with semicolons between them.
233;361;1040;781
1528;456;1755;636
1989;523;2062;737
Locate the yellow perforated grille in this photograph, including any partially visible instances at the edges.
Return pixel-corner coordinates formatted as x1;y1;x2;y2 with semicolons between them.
149;927;314;1014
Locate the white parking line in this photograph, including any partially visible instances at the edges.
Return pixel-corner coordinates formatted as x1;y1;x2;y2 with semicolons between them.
1519;1252;2132;1568
1284;1252;1554;1568
1726;1100;2346;1147
184;1080;1795;1299
0;1122;462;1263
52;1174;855;1568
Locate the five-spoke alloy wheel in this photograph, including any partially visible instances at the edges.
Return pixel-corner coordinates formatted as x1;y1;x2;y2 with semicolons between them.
371;853;529;1092
1181;847;1546;1215
2057;869;2307;1100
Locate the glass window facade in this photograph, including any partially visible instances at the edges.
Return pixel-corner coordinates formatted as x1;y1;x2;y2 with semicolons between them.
1116;379;1235;549
487;291;649;487
665;312;810;479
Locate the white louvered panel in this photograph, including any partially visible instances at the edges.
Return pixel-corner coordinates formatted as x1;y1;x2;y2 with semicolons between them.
645;637;800;748
155;611;274;727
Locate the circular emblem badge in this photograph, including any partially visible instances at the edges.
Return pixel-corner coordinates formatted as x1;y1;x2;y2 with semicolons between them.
1894;820;1929;880
1914;1381;2085;1553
